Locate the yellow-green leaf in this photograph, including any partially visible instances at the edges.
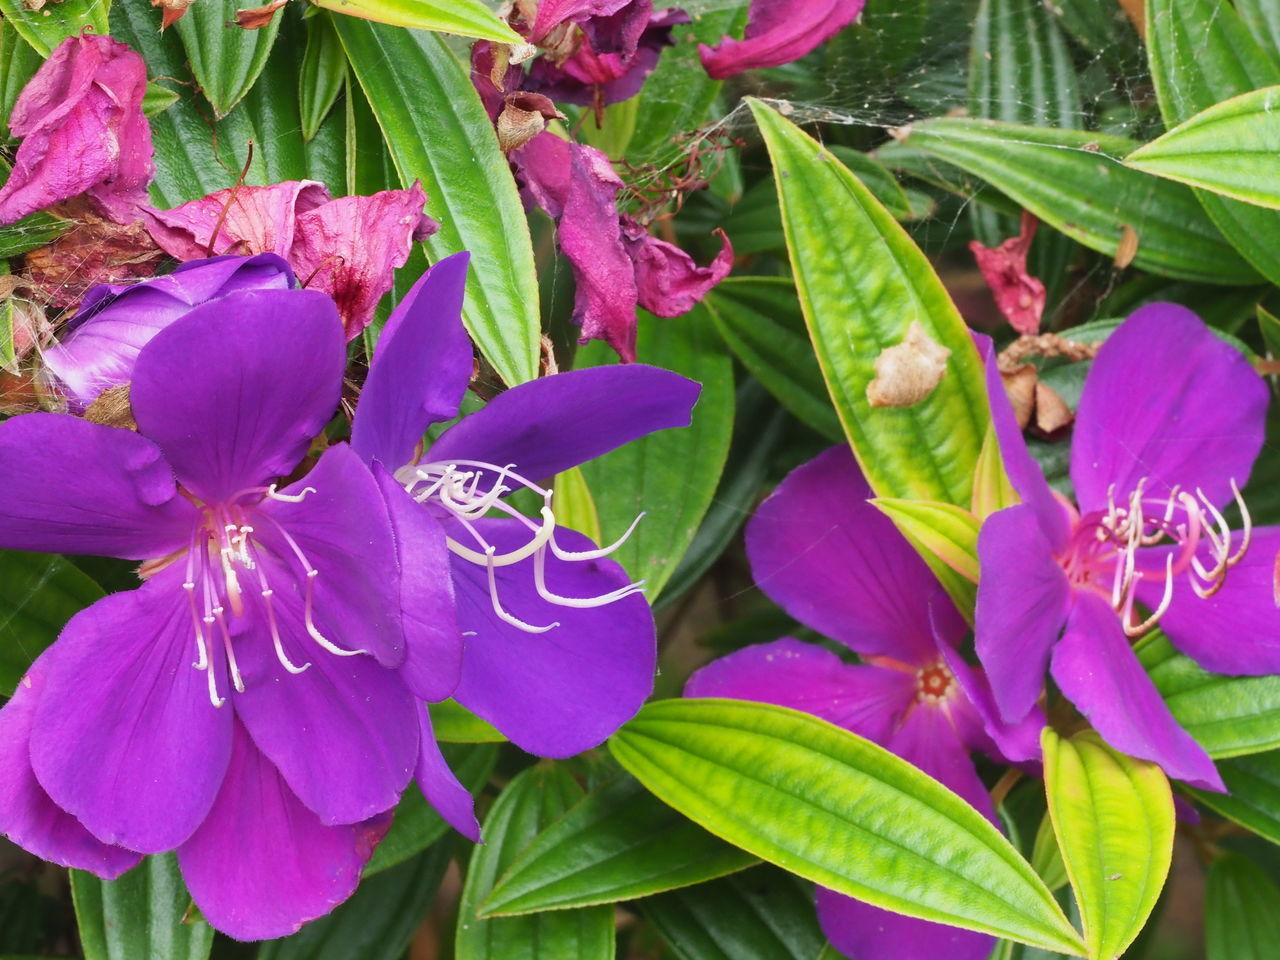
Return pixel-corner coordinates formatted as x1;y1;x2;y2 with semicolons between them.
311;0;521;43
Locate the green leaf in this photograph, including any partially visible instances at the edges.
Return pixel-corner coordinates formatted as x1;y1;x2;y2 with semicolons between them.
0;550;102;696
429;699;507;744
554;467;603;546
1238;0;1280;62
1126;87;1280;210
970;0;1079;129
142;82;181;118
456;764;615;960
577;306;734;598
0;20;41;141
0;0;108;56
1204;853;1280;960
299;12;347;141
336;18;540;386
610;698;1086;955
260;842;454;960
1042;729;1173;960
1138;631;1280;758
902;117;1261;285
0;207;68;259
749;99;994;509
1188;750;1280;846
640;866;826;960
365;742;497;876
71;855;212;960
175;0;282;118
703;278;842;443
311;0;521;43
481;774;757;917
871;498;979;615
1030;812;1068;893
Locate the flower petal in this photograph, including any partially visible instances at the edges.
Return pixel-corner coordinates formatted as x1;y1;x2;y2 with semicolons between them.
178;718;389;941
746;445;945;662
890;704;997;823
684;637;914;744
975;504;1072;723
622;217;733;318
130;288;344;503
1141;527;1280;675
427;364;699;485
232;553;418;826
1071;303;1267;514
1050;591;1222;791
255;444;405;668
816;888;995;960
449;519;655;757
698;0;867;79
0;653;141;878
414;702;480;841
373;469;461;701
0;413;193;559
940;644;1044;766
29;569;234;852
351;252;473;470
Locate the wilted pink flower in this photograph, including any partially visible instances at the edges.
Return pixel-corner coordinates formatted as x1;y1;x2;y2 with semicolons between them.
141;181;438;339
0;35;153;226
699;0;867;79
528;0;652;49
970;211;1046;335
514;132;732;361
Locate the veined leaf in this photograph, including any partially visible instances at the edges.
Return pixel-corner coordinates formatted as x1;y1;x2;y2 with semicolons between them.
902;117;1260;285
1030;813;1068;893
871;498;979;617
1126;87;1280;211
142;82;181;118
336;18;540;386
175;0;282;118
299;12;348;142
1205;854;1280;960
610;698;1086;956
0;550;102;697
0;19;40;141
0;0;108;56
311;0;521;43
1237;0;1280;61
429;699;506;744
456;764;614;960
749;99;993;509
1042;729;1173;960
481;774;757;917
1188;750;1280;846
72;855;212;960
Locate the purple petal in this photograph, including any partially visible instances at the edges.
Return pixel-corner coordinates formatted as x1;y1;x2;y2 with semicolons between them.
1071;303;1267;514
529;0;642;44
427;364;699;485
254;444;405;668
231;557;417;826
940;645;1044;766
1143;527;1280;675
45;254;294;408
622;217;734;318
0;653;140;878
1050;591;1222;791
449;519;655;757
351;252;473;469
373;469;461;701
684;638;914;744
816;888;995;960
0;413;193;559
178;719;390;941
698;0;867;79
414;702;480;841
974;504;1072;722
890;705;997;823
130;289;344;504
745;445;946;662
29;569;234;852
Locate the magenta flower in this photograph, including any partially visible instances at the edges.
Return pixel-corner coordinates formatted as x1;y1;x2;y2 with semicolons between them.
698;0;867;78
351;252;701;756
512;132;732;361
43;253;294;409
0;288;465;939
969;211;1045;335
141;180;438;338
686;446;1041;960
975;303;1275;791
0;34;153;225
527;0;652;50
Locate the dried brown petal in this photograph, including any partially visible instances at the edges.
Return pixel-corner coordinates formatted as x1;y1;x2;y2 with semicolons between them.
151;0;195;28
866;321;951;408
83;384;137;431
1000;362;1037;430
24;205;164;309
234;0;287;29
1033;381;1074;433
1115;223;1139;269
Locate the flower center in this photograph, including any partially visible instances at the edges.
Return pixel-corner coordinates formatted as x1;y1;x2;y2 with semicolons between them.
394;459;645;634
914;659;956;705
1058;478;1251;637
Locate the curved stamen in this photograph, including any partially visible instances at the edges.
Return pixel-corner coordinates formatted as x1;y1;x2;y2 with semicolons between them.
484;546;559;633
533;548;646;608
265;484;316;503
1124;553;1175;637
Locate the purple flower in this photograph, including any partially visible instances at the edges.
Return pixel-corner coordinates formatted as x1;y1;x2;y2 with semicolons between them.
699;0;867;79
43;253;294;410
526;0;653;51
975;303;1276;791
351;252;701;756
685;445;1042;960
0;288;461;939
0;35;152;226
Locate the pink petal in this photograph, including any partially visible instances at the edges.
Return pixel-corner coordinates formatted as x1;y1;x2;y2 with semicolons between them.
622;216;733;318
969;211;1046;335
698;0;867;79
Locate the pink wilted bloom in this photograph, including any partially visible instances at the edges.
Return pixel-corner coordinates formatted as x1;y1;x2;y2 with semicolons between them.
0;35;153;226
527;0;652;49
140;181;438;339
699;0;867;79
513;132;732;361
970;211;1046;335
